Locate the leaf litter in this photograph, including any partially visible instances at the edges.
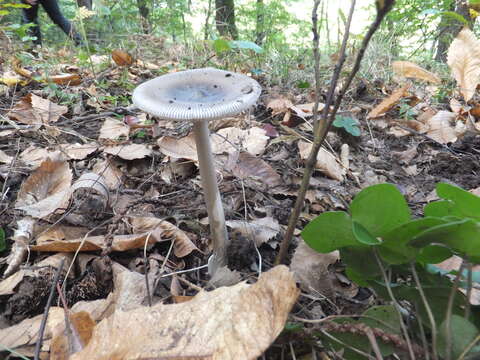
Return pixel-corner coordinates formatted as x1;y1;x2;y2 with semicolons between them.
2;30;480;359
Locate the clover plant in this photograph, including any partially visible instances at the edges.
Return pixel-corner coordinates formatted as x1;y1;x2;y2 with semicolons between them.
301;183;480;359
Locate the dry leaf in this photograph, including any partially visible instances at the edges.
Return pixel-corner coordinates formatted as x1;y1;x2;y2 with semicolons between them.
208;266;242;287
158;134;198;161
50;73;82;86
20;145;61;168
447;27;480;102
0;149;13;164
367;83;411;119
3;217;36;277
298;141;344;181
8;94;68;125
290;240;339;297
266;96;294;116
129;216;199;257
226;217;280;247
99;117;129;141
426;111;457;144
58;143;98;160
212;127;269;156
92;159;123;190
112;49;134;66
392;61;441;84
103;143;152;160
15;159;72;218
70;266;299;360
225;151;282;188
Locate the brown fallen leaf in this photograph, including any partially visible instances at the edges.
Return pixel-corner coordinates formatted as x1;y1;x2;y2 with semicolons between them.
266;96;294;116
111;49;134;66
290;240;340;298
103;143;152;160
225;151;282;188
366;83;411;119
213;127;269;156
58;143;98;160
158;133;198;161
92;159;124;190
50;73;82;86
392;60;441;84
15;159;72;218
129;216;199;257
447;27;480;102
298;141;344;181
70;266;299;360
98;117;130;141
425;111;457;144
8;94;68;125
226;217;280;247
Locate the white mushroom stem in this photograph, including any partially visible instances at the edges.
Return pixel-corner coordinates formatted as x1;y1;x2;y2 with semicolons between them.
193;120;229;275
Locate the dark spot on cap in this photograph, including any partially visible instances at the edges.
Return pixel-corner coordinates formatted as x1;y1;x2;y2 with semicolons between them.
188;107;191;110
225;73;232;77
213;85;218;88
169;100;174;103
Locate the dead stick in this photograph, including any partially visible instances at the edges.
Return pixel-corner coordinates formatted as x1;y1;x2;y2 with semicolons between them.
34;258;65;360
276;0;396;265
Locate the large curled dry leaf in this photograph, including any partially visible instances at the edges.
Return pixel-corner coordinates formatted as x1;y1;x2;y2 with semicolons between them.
103;143;152;160
367;83;411;119
392;61;441;84
7;94;68;125
426;111;458;144
98;117;130;141
71;266;299;360
298;141;344;181
447;27;480;102
15;159;72;218
225;151;282;188
226;217;280;247
212;127;269;156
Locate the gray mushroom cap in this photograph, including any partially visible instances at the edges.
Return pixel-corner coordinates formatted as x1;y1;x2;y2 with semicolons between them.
132;68;261;121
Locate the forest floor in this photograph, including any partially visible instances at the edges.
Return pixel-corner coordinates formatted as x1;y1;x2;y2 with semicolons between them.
0;38;479;359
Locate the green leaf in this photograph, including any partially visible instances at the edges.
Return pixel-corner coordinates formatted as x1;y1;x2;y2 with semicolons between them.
213;38;231;53
362;305;401;334
350;184;411;237
301;211;357;252
0;228;4;252
411;219;480;256
438;315;479;359
424;200;462;217
333;115;361;136
341;246;381;279
296;81;310;89
439;10;470;25
0;9;9;15
345;267;370;287
379;217;448;264
229;40;263;53
352;221;382;245
417;245;452;264
436;182;480;220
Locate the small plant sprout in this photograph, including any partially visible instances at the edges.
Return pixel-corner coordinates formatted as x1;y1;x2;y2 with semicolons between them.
132;68;261;276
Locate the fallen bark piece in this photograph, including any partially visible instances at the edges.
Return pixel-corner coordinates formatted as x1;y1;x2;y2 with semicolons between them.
71;265;299;360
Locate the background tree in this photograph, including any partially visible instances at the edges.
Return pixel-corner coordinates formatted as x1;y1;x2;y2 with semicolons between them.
435;0;473;62
215;0;238;39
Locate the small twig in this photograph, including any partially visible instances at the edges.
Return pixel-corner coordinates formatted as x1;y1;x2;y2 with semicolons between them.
445;260;466;360
365;327;384;360
457;332;480;360
143;231;154;307
374;250;416;360
176;275;203;292
160;263;208;278
465;261;472;319
320;329;376;360
410;262;438;360
276;0;396;264
34;259;65;360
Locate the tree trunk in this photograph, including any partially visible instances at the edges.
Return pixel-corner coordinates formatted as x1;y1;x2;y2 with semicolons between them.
136;0;151;34
255;0;265;45
215;0;238;40
435;0;472;62
76;0;92;10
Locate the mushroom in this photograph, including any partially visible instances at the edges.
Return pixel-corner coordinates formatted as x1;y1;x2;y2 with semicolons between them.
132;68;261;275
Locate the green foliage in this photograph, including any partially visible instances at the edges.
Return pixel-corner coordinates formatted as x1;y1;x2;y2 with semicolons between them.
302;182;480;358
213;38;263;54
333;115;361;136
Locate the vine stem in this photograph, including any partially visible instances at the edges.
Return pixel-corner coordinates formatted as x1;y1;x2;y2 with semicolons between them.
374;250;416;360
275;0;397;265
410;262;438;360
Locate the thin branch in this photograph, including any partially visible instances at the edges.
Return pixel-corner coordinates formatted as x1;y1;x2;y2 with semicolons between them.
410;262;438;360
445;260;466;360
34;259;65;360
276;0;396;265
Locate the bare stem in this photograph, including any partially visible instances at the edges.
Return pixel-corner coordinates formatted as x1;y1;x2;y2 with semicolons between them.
276;0;396;265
